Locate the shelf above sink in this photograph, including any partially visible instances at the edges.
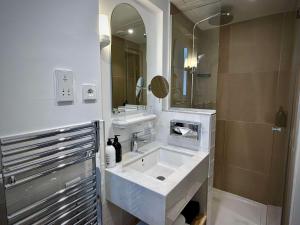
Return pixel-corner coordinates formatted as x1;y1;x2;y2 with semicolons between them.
112;113;157;128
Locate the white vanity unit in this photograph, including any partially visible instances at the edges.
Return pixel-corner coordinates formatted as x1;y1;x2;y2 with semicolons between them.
105;110;216;225
105;142;209;225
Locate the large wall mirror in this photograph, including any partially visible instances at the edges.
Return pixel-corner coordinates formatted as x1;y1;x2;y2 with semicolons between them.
111;3;147;112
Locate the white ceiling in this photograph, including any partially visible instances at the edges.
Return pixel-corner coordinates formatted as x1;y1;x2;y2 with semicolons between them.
171;0;297;30
111;4;146;44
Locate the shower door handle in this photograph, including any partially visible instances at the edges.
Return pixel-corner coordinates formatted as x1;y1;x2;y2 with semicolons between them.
272;127;282;133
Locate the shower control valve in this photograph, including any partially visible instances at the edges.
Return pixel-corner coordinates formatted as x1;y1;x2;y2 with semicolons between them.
272;127;282;133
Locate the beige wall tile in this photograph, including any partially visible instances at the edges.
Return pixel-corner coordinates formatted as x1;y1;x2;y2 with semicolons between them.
276;70;293;111
253;14;283;44
268;130;289;206
213;159;224;190
215;12;294;206
252;44;281;73
224;121;273;174
229;20;256;45
222;165;269;204
223;14;284;74
279;13;296;71
215;120;225;161
216;73;227;120
218;26;230;74
218;46;229;74
221;72;277;123
227;44;257;74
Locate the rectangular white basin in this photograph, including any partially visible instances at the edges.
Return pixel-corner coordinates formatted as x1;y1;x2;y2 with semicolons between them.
105;142;209;225
125;147;193;180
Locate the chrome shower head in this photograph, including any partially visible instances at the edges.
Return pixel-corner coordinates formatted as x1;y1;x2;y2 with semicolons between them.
208;7;234;26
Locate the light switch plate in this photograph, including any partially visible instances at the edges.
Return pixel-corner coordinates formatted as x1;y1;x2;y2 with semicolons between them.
82;84;97;101
55;69;74;103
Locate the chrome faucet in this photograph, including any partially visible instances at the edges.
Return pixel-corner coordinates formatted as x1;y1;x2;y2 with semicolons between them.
131;131;148;153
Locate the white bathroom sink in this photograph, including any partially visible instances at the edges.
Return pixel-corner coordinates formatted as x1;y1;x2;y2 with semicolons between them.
122;151;141;161
124;147;193;181
105;142;209;225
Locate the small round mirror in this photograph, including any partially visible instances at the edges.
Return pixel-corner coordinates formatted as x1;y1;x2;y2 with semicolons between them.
149;75;169;99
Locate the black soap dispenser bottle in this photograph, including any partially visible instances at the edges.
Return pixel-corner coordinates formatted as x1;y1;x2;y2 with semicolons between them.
113;135;122;163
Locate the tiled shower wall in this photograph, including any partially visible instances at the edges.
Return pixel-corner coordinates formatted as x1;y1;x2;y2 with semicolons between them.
214;12;296;205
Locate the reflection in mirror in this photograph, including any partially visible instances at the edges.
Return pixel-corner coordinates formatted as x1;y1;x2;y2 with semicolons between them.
111;3;147;112
149;75;169;99
170;3;220;109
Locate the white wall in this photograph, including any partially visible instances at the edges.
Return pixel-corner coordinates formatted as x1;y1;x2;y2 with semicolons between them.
100;0;168;144
99;0;170;165
0;0;102;137
99;0;170;224
156;110;215;151
0;0;215;225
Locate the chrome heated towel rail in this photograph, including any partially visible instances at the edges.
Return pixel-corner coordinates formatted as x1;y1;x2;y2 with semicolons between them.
0;121;101;225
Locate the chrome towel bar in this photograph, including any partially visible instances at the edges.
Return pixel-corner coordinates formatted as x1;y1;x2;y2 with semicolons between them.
0;121;101;225
1;122;96;146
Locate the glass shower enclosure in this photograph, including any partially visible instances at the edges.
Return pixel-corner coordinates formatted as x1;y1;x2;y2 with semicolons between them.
170;0;299;223
170;1;221;109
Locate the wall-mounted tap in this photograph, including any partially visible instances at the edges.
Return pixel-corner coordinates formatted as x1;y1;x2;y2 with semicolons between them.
131;131;149;153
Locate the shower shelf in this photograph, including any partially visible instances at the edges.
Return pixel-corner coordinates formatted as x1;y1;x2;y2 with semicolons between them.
196;73;211;78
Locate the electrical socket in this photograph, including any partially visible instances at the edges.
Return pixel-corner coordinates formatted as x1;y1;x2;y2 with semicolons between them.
55;69;74;103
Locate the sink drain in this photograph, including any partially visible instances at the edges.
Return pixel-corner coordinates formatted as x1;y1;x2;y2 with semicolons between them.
156;176;166;181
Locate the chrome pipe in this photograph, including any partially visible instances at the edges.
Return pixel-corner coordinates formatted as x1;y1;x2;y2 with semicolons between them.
60;205;97;225
2;131;96;157
3;146;95;177
8;176;96;223
1;122;96;146
37;198;96;225
83;216;98;225
5;156;95;189
11;189;96;225
3;140;94;167
72;211;97;225
0;144;8;225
